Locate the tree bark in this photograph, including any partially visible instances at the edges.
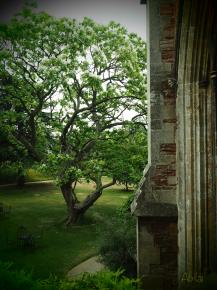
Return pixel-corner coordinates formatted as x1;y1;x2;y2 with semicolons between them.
16;167;25;187
75;178;116;217
16;174;25;187
60;182;79;225
60;178;116;225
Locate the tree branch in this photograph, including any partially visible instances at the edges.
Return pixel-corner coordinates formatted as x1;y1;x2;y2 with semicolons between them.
75;177;116;212
12;132;42;162
100;121;127;132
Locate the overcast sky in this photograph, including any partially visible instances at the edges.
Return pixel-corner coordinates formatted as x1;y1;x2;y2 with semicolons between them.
0;0;146;40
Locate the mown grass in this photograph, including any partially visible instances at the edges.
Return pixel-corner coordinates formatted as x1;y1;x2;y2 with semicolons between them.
0;180;131;279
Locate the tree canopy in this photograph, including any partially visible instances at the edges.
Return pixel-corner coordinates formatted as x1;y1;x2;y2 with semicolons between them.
97;127;148;191
0;6;147;224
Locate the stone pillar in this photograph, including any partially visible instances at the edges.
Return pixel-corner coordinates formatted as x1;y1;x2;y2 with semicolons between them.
132;0;178;289
176;0;217;279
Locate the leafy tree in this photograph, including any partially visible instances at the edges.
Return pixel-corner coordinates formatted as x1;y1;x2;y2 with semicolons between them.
0;6;147;224
101;126;148;191
0;118;28;186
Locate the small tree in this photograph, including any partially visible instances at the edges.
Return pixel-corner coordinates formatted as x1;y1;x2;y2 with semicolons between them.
0;6;147;225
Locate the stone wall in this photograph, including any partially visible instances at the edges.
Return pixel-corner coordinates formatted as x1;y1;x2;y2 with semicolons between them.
132;0;178;210
131;0;179;288
138;216;177;290
133;1;217;288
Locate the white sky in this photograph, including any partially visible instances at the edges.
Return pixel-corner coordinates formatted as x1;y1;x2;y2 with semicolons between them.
0;0;146;40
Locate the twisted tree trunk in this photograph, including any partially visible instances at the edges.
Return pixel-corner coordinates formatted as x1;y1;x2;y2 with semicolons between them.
60;178;116;226
60;182;79;225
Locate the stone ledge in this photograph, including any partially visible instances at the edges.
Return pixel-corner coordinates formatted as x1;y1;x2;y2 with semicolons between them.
133;202;177;218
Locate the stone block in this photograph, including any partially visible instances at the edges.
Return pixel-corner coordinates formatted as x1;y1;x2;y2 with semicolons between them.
135;202;178;218
168;176;177;186
151;119;162;130
151;103;162;119
163;118;176;123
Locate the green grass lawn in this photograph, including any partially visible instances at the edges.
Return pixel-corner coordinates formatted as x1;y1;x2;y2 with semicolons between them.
0;180;132;279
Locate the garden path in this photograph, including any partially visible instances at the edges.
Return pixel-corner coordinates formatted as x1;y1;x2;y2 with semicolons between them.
67;256;105;279
0;180;53;187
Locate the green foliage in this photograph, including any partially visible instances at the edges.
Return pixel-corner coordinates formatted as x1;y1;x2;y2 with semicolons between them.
0;261;141;290
67;270;141;290
0;162;25;185
0;261;40;290
25;168;51;182
117;193;135;216
102;127;148;189
0;129;27;166
40;154;82;185
0;3;147;216
98;195;137;277
0;166;50;185
81;125;148;193
40;275;60;290
3;259;217;290
0;167;17;184
0;5;146;165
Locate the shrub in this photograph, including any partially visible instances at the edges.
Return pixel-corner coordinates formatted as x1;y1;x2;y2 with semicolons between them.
0;167;50;185
98;194;137;277
67;270;141;290
39;275;60;290
0;261;40;290
25;168;51;182
0;261;141;290
0;167;17;185
117;193;135;216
